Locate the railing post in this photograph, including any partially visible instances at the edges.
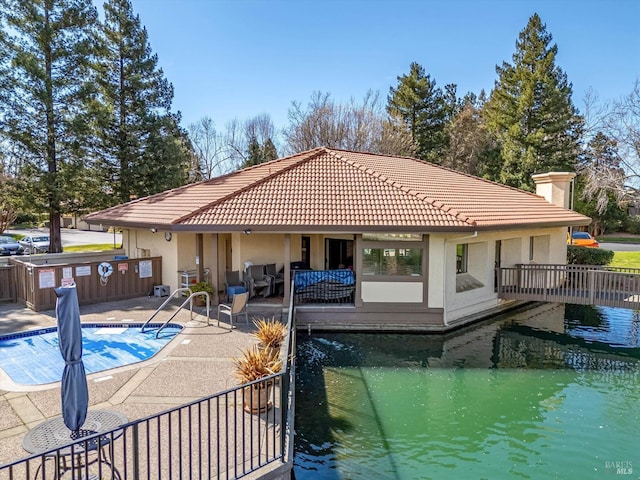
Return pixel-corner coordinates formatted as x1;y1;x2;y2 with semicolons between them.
132;423;140;480
589;270;595;305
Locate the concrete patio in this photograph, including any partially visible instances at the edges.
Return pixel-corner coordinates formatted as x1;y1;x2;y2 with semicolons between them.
0;296;285;469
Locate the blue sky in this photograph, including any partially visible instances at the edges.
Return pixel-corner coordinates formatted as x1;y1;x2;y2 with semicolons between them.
125;0;640;132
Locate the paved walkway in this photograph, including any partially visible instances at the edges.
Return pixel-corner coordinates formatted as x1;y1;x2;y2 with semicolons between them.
0;296;285;468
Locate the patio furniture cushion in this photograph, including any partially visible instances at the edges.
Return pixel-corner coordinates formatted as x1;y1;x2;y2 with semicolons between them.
227;285;247;299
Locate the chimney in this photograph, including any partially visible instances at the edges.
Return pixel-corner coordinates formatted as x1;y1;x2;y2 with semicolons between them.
531;172;576;209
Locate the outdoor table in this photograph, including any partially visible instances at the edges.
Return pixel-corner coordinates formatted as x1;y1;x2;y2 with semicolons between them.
23;410;128;479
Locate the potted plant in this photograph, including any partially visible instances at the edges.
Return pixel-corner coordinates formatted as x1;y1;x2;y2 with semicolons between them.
189;281;214;306
253;317;287;359
233;346;282;413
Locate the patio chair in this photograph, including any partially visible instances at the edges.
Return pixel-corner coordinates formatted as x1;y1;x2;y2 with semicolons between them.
265;263;285;296
217;291;249;329
224;270;246;301
244;264;272;299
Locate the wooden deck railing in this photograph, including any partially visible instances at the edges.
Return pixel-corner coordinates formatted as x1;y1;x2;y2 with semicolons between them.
497;264;640;310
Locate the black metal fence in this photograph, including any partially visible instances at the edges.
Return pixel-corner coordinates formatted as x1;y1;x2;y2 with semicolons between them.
1;293;297;480
293;269;355;305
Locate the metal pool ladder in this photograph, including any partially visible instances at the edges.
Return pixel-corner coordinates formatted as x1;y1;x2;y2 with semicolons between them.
140;287;211;338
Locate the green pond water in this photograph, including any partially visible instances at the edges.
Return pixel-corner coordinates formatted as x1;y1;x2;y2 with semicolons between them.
294;303;640;479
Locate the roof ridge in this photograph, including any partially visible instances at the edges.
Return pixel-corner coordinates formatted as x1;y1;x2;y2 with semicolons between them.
170;147;328;225
327;148;477;227
328;146;558;201
86;149;325;220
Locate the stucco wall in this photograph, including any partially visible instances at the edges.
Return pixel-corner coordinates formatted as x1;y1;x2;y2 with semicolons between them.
430;227;567;324
361;281;423;303
233;233;290;271
121;229;181;292
120;225;569;323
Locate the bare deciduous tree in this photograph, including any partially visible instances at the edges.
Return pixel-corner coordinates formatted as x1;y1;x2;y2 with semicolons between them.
284;90;415;156
580;81;640;213
188;114;279;179
378;114;416;157
442;102;496;176
188;117;230;180
244;113;276;147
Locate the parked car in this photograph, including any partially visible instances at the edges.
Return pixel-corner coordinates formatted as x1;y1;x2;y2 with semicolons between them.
567;231;599;248
18;234;50;254
0;235;24;255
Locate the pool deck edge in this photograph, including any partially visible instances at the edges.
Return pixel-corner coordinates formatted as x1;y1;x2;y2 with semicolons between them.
0;296;284;468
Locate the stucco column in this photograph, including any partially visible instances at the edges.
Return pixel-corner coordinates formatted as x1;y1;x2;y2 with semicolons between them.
284;234;291;304
354;234;363;307
209;233;218;305
531;172;576;209
196;233;204;282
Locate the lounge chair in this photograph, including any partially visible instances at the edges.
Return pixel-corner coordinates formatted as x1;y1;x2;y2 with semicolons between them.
217;292;249;329
244;264;272;299
224;270;245;301
265;263;285;296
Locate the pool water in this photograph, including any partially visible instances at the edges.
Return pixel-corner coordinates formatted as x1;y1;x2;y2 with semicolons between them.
294;303;640;479
0;323;182;385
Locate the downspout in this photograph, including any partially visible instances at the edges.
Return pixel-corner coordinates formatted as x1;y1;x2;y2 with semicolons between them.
569;176;575;244
442;231;478;326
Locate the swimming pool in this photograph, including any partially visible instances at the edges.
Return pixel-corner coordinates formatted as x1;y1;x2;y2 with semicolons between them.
0;323;182;385
294;303;640;479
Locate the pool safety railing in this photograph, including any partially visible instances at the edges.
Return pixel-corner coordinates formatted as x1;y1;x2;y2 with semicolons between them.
1;282;297;480
141;287;211;338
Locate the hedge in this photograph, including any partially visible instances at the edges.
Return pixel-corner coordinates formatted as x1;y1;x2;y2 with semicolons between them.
567;246;614;265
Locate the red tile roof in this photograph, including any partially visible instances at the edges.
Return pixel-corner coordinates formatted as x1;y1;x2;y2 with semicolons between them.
85;147;590;232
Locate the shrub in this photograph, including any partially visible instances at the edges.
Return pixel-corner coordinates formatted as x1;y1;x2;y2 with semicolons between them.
233;346;282;383
567;246;614;265
13;212;38;226
189;281;213;294
253;317;286;348
623;215;640;235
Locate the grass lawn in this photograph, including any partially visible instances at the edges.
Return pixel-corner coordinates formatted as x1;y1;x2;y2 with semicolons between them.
63;244;119;252
610;251;640;269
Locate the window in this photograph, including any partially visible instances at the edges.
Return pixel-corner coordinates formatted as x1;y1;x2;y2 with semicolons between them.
530;235;550;263
362;247;422;276
362;233;423;242
529;236;534;261
456;244;468;274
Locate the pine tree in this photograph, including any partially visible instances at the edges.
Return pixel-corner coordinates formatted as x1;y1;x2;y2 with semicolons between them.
95;0;189;204
0;0;99;253
262;138;278;163
242;137;279;168
244;137;263;168
387;62;449;162
483;13;583;191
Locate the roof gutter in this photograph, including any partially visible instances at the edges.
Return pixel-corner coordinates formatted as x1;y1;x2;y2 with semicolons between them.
445;231;479;243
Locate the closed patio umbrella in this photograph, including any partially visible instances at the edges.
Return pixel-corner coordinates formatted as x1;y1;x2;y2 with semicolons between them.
55;284;89;434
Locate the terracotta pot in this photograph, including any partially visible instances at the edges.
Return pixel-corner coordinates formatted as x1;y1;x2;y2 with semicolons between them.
243;380;273;414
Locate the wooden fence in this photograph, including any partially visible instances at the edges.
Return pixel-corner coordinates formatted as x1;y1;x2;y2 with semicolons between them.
9;255;163;311
497;264;640;310
0;265;16;302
